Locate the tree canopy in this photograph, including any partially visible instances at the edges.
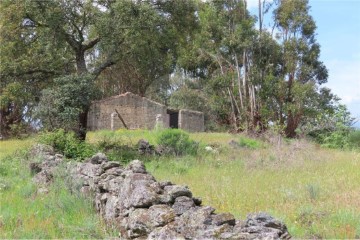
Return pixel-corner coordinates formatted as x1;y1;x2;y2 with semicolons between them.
0;0;350;139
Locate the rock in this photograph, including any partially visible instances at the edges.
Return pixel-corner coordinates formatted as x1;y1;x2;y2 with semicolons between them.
172;196;195;215
127;208;151;238
28;144;55;158
79;162;104;177
101;161;121;170
138;139;154;155
193;197;202;206
125;160;147;173
148;205;176;227
232;212;291;239
159;181;173;189
89;153;108;164
118;173;159;209
163;185;192;201
212;213;236;226
148;225;185;240
104;195;120;220
105;167;123;176
29;162;42;175
101;176;123;193
33;170;53;185
173;206;215;239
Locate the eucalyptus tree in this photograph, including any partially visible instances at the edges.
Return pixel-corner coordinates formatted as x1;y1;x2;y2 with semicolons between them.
272;0;328;137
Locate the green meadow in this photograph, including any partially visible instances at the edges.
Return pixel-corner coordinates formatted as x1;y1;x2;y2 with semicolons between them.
1;129;359;238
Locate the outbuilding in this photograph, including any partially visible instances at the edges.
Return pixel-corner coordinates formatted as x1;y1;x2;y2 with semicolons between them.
87;92;204;132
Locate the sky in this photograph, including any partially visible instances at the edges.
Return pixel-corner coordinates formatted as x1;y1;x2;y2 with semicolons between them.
248;0;360;128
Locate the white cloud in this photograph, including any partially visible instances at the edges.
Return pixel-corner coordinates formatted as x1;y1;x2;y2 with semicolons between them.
325;59;360;117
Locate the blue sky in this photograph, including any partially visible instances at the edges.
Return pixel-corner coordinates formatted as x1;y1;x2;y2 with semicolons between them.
248;0;360;127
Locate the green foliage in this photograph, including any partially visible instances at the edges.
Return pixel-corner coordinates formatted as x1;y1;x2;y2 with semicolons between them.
305;104;357;149
238;136;263;149
38;129;95;160
96;138;138;164
156;129;198;156
348;130;360;148
35;74;99;134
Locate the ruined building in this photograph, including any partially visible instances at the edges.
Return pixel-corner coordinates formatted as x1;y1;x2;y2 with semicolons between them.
87;92;204;132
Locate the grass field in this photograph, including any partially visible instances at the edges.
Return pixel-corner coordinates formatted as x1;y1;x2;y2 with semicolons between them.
1;130;360;238
0;138;117;238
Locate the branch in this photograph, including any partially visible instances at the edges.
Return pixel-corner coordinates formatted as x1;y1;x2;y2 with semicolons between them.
92;57;116;78
83;37;100;51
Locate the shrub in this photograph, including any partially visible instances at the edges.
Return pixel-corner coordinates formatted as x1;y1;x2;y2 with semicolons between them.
156;129;198;156
38;129;95;160
348;130;360;149
96;138;138;164
238;136;263;149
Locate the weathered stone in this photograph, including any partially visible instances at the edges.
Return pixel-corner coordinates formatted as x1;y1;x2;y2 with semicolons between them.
89;153;108;164
148;205;176;227
172;196;195;215
102;176;124;193
138;139;155;155
159;181;173;189
79;162;104;177
104;195;119;220
127;209;151;238
173;206;215;239
164;185;192;201
147;225;185;240
28;144;55;158
125;160;147;173
101;161;121;170
193;196;202;206
105;167;123;176
33;170;53;185
118;173;159;209
29;162;42;175
212;212;236;226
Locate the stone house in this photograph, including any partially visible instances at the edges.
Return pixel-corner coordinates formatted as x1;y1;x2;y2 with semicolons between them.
87;92;204;132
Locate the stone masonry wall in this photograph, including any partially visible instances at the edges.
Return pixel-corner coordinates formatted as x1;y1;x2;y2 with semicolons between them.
179;109;204;132
30;145;291;240
87;92;169;131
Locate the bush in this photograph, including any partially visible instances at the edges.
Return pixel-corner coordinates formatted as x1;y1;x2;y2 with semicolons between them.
96;138;138;164
238;136;263;149
348;130;360;149
156;129;198;156
38;129;95;160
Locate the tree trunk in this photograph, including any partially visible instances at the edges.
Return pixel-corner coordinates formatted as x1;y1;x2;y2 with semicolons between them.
76;50;87;75
77;108;88;141
285;111;301;138
75;50;89;141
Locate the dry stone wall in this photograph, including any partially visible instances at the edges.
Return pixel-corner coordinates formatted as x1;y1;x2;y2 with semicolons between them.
29;145;291;240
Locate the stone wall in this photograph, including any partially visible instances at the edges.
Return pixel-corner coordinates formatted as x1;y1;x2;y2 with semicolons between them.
87;92;169;131
179;109;204;132
30;145;291;240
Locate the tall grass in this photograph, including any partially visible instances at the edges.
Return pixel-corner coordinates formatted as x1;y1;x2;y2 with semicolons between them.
88;129;360;238
0;138;118;238
1;131;360;238
144;139;360;238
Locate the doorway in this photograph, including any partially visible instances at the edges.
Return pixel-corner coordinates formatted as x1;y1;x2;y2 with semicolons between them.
167;109;179;128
